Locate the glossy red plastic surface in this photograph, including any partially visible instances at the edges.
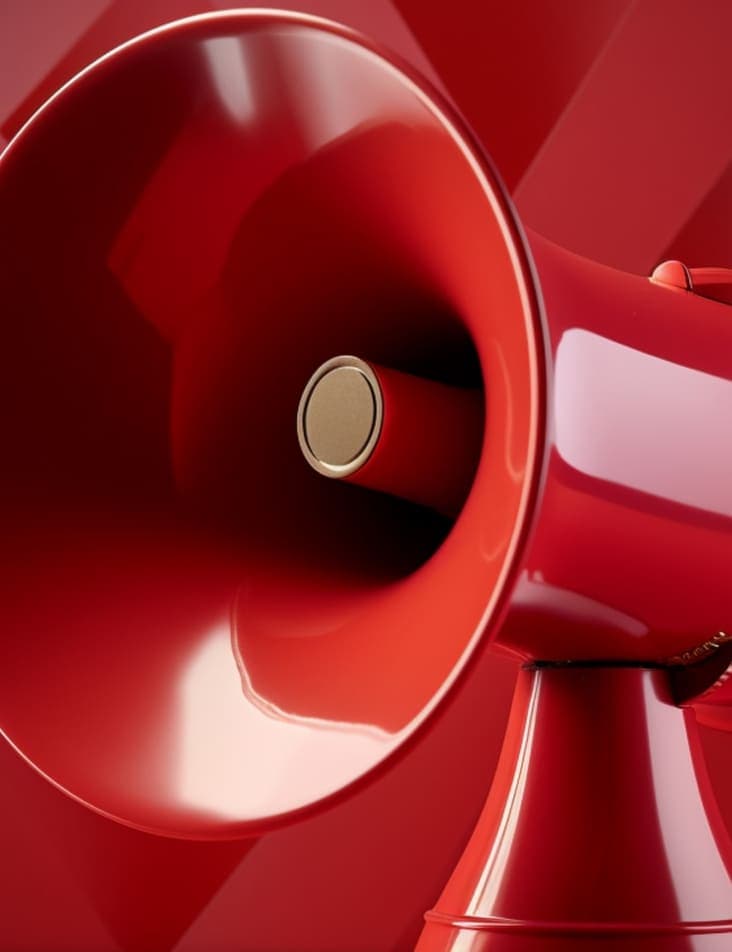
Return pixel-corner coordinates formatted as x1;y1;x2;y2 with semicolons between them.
343;361;483;517
0;11;545;838
499;233;732;663
1;5;731;952
417;665;732;950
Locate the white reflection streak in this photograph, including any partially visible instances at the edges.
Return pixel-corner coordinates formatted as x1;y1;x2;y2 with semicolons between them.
555;329;732;515
449;933;481;952
203;38;254;123
177;624;389;820
466;674;541;915
284;37;402;151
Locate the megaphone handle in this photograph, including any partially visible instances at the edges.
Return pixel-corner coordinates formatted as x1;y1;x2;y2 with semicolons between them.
417;665;732;950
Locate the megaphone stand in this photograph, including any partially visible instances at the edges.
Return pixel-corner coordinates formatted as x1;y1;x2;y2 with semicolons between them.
417;661;732;951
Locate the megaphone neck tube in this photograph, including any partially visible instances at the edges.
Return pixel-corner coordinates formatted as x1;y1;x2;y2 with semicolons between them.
297;356;483;517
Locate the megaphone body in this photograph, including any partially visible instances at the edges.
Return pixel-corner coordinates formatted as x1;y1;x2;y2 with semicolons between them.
0;10;730;949
484;231;732;665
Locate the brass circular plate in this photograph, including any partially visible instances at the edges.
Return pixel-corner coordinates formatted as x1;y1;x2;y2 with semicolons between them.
297;356;383;478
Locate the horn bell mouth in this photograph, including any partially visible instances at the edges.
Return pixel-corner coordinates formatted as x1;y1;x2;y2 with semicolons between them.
0;10;547;837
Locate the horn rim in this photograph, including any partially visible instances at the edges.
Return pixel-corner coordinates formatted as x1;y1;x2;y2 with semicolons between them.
0;7;550;839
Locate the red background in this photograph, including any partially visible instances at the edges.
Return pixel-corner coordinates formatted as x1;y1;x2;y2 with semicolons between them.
0;2;730;949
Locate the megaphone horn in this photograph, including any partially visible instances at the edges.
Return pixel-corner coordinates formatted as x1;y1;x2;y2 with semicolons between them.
1;9;731;949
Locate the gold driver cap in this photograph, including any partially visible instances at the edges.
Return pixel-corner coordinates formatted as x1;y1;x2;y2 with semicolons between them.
297;356;383;478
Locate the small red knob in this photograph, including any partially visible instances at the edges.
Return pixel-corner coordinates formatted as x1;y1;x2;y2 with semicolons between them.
651;259;732;305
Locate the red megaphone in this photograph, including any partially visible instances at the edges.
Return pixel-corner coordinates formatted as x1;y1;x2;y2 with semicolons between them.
0;10;730;949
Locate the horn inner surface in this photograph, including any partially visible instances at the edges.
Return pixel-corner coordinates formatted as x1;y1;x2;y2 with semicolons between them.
0;14;544;836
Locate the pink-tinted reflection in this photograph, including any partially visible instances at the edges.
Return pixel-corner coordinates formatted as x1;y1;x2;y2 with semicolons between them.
556;328;732;516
